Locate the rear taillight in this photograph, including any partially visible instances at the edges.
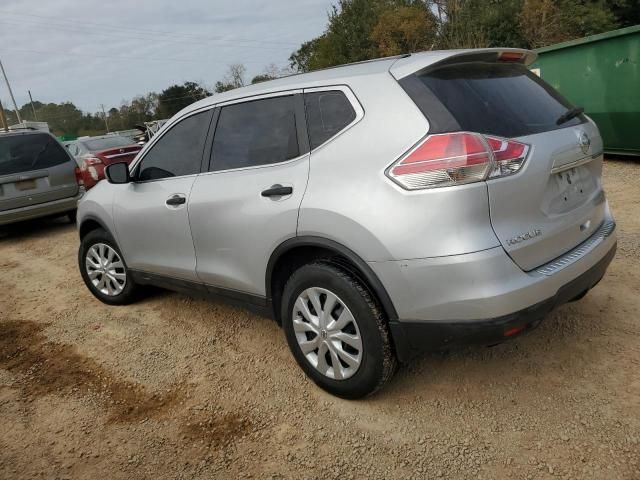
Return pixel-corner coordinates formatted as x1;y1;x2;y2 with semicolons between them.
387;132;529;190
81;155;103;181
485;136;528;178
74;166;84;186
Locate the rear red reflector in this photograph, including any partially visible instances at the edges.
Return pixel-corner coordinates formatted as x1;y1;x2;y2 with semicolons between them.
504;325;526;337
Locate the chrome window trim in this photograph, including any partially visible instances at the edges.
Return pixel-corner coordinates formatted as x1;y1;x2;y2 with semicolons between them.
550;152;603;174
302;85;365;153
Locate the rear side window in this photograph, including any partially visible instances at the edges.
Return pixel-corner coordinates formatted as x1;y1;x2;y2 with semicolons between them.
304;91;356;149
138;110;211;181
402;62;584;138
211;95;299;171
0;134;70;176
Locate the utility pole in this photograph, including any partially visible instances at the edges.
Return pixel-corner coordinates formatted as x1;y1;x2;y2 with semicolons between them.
100;104;110;133
28;90;37;120
0;58;22;125
0;99;8;132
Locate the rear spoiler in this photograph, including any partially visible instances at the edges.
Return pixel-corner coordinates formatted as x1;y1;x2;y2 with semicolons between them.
389;48;537;80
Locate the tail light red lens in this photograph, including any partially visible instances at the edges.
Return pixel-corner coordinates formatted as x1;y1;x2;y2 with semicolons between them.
387;132;529;190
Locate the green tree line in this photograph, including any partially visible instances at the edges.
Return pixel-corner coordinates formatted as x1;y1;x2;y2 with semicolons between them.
2;0;636;136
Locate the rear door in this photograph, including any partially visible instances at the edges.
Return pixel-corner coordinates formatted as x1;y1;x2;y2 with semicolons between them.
402;60;606;270
188;92;309;296
0;133;78;212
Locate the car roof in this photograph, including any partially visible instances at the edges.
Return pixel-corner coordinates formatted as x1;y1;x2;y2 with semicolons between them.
0;128;50;137
175;48;535;121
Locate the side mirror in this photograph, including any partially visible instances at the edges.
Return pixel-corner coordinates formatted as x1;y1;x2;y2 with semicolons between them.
105;162;131;184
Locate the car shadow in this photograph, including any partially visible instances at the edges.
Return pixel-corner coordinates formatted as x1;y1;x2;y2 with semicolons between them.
0;215;76;242
377;294;611;400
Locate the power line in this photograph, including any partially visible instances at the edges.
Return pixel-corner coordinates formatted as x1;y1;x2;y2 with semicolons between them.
0;18;289;53
5;47;266;66
0;10;298;47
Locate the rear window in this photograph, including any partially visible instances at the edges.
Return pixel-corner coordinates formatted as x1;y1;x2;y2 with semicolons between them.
304;91;356;149
82;136;132;151
401;62;584;138
0;134;70;176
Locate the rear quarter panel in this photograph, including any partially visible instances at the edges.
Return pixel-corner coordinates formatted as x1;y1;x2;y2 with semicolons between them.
298;73;500;261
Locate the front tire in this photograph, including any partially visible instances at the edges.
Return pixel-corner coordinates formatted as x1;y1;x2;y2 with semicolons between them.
79;229;138;305
281;262;397;398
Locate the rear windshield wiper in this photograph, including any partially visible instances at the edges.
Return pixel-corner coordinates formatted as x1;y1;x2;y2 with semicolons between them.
556;106;584;125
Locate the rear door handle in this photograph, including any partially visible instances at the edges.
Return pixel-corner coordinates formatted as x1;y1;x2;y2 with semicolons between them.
166;194;186;206
261;185;293;197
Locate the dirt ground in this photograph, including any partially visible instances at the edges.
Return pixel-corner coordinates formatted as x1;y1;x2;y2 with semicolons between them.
0;159;638;480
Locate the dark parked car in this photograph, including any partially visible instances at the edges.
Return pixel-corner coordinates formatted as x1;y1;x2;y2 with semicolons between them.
0;129;83;225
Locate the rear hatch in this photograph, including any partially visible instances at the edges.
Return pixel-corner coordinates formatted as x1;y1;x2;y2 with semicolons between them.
393;51;606;271
0;132;79;212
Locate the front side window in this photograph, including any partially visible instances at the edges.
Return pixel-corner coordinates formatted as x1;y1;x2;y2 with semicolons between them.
137;110;211;181
0;134;70;176
211;95;299;171
304;91;356;149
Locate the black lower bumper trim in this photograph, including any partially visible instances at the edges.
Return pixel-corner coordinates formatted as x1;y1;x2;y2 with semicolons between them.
389;243;617;363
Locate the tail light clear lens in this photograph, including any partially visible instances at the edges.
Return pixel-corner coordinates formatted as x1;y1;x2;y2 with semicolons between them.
387;132;529;190
74;166;84;186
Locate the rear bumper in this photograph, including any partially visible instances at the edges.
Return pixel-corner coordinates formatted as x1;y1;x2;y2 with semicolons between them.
0;191;83;226
388;243;616;361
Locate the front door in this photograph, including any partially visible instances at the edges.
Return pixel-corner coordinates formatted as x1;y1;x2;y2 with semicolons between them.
113;109;213;281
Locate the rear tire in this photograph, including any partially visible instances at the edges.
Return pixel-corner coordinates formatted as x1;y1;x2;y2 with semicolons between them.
79;229;138;305
67;210;77;224
281;261;397;398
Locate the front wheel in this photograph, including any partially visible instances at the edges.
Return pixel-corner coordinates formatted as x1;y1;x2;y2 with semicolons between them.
281;262;397;398
78;229;138;305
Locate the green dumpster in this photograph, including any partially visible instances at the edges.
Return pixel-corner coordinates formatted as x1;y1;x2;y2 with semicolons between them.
531;25;640;156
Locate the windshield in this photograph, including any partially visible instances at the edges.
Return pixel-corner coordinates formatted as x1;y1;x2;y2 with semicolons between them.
81;136;133;151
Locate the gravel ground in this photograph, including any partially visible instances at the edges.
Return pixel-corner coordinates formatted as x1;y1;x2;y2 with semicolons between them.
1;159;639;480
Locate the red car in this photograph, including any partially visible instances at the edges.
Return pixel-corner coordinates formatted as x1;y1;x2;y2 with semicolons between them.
65;135;141;189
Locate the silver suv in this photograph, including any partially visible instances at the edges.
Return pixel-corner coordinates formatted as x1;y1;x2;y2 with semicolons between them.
1;129;83;226
77;49;616;398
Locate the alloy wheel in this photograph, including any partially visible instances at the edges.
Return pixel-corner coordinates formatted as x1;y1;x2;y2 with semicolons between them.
292;287;363;380
85;243;127;296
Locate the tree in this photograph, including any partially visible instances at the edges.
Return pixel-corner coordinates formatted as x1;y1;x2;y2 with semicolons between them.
214;64;246;93
289;0;421;72
156;81;210;118
251;63;291;84
520;0;618;48
371;5;438;56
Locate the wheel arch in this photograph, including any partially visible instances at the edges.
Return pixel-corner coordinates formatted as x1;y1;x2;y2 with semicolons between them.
78;215;113;240
266;236;398;324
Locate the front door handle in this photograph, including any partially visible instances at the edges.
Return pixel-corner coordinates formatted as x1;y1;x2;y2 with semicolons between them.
166;194;186;206
261;185;293;197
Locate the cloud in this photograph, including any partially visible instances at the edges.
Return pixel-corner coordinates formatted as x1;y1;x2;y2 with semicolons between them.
0;0;330;113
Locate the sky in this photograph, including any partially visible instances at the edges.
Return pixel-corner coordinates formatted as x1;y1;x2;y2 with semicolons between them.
0;0;333;113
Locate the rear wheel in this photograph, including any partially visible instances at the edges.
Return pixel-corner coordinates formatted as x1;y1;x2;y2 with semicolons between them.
79;229;138;305
281;262;397;398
